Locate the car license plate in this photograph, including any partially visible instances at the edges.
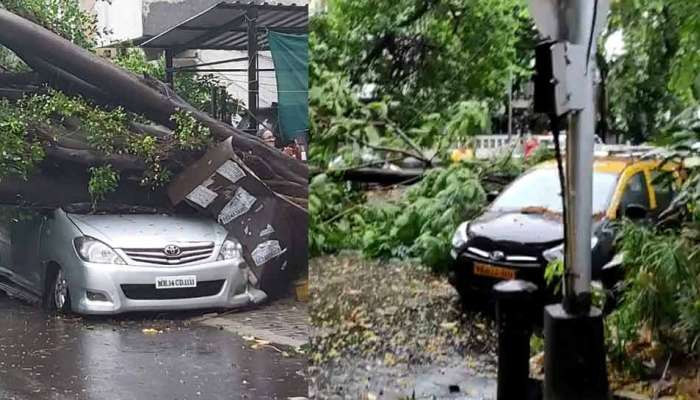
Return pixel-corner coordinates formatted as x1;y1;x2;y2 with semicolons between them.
473;262;516;280
155;275;197;289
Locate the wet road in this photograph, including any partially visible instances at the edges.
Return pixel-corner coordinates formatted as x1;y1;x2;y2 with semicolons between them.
0;293;307;400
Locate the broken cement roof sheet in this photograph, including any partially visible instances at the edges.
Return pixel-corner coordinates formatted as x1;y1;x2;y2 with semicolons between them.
140;1;308;51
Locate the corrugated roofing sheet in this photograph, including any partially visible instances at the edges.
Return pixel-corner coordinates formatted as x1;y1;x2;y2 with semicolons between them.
141;1;308;51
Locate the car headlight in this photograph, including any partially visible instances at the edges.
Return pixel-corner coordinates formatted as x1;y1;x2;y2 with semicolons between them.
74;237;126;265
218;238;243;261
542;236;599;262
451;221;470;249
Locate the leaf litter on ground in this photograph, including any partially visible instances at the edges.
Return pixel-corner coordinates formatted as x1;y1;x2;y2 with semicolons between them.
309;253;497;399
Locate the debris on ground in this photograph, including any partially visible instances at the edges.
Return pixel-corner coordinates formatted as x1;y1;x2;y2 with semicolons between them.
309;253;497;398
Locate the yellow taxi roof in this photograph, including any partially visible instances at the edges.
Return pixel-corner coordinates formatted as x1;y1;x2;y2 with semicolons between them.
535;157;633;175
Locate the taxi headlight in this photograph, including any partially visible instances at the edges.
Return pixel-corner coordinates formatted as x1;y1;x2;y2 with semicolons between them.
542;236;599;262
451;222;471;249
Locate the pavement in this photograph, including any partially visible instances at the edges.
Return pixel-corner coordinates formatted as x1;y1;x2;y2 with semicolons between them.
195;297;308;349
315;357;497;400
0;292;309;400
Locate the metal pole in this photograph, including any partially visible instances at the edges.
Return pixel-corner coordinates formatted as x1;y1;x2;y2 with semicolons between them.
562;0;597;313
210;86;218;117
165;49;174;89
507;70;513;143
494;280;538;400
220;87;228;123
527;1;611;398
247;6;259;132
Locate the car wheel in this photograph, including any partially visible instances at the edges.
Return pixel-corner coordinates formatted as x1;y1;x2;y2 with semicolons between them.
449;268;485;311
456;284;483;311
46;267;72;314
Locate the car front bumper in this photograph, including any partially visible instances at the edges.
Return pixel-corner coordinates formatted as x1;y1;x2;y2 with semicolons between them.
66;258;265;315
451;252;548;294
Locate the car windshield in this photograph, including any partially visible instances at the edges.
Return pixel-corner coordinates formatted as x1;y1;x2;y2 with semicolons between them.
63;202;175;215
490;168;618;215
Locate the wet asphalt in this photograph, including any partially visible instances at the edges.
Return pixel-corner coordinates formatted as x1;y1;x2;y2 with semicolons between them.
0;293;308;400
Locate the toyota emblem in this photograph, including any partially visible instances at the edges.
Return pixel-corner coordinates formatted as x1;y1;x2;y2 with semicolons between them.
164;245;182;257
490;251;505;261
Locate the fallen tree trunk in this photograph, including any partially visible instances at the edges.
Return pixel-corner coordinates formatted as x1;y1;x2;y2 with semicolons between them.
29;123;197;174
0;71;42;85
0;87;32;100
340;167;425;185
0;167;169;208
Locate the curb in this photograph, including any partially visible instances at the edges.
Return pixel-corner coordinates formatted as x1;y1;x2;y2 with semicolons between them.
198;316;308;348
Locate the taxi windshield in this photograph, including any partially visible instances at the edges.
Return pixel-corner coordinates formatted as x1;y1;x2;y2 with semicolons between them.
490;168;619;215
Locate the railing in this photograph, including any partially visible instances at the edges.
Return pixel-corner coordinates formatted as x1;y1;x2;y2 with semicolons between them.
472;134;527;159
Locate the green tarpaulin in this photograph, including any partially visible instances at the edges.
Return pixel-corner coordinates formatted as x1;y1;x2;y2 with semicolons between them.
268;31;309;142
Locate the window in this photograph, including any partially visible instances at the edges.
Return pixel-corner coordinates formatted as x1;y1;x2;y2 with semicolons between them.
650;170;675;213
489;168;618;215
619;172;650;212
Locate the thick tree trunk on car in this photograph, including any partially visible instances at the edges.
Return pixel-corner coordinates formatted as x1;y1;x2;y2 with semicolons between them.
28;123;202;174
0;167;169;209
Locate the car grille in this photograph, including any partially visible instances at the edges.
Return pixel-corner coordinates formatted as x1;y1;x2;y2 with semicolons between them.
466;246;539;265
464;236;553;267
121;242;215;266
120;280;225;300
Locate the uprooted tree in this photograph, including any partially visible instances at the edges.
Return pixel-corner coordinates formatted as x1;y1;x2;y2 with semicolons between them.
0;7;308;294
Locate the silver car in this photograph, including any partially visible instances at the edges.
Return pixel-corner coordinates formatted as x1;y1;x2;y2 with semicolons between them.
0;203;266;315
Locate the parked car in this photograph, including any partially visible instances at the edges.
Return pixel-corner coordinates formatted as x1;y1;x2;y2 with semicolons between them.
449;155;680;308
0;203;265;315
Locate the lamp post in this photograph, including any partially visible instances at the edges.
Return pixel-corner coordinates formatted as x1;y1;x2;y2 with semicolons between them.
528;1;611;398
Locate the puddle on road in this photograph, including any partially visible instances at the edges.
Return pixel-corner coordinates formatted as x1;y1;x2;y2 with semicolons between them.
0;294;307;400
311;355;497;400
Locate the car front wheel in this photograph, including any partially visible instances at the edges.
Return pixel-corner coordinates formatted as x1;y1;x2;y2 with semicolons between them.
46;267;72;314
449;268;485;311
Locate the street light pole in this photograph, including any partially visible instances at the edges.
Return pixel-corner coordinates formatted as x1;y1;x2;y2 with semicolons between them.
562;0;596;314
529;0;611;399
507;69;513;143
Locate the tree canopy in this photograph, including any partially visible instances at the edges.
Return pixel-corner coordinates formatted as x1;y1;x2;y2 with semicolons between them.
603;0;700;141
312;0;535;124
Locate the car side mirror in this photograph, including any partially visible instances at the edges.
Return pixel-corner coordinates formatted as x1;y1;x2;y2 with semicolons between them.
486;190;499;202
622;203;648;220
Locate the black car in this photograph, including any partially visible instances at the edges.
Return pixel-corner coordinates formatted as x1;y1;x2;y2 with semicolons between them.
448;158;675;309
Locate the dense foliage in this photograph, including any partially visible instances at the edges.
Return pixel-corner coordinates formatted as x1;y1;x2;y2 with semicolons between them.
608;222;699;374
1;88;213;197
310;156;535;270
606;123;700;375
313;0;535;122
309;69;492;169
603;0;700;141
0;99;44;180
0;0;100;49
0;0;100;71
309;1;544;269
0;4;230;201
